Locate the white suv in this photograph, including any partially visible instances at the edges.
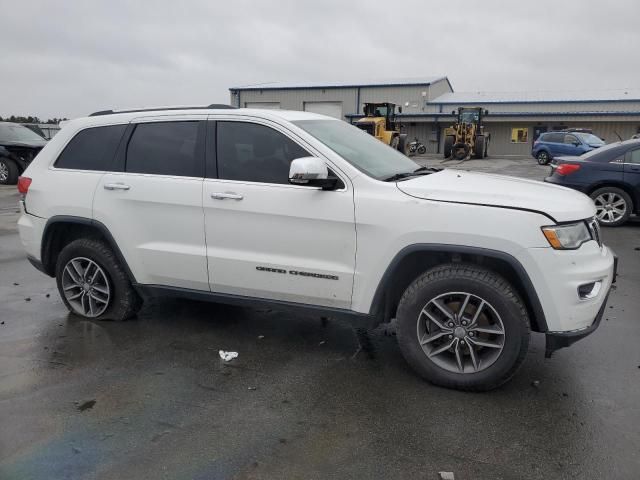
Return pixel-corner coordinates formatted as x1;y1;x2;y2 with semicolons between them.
17;105;617;391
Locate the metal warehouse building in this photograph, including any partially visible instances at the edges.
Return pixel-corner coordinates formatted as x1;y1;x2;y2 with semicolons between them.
229;77;640;156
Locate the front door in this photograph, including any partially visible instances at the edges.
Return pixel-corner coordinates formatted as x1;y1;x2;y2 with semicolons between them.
93;117;209;291
202;119;356;309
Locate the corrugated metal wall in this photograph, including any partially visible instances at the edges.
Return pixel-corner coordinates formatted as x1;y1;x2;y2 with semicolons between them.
426;100;640;114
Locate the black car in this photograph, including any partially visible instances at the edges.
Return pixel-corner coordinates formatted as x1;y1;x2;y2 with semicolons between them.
0;122;47;185
545;139;640;227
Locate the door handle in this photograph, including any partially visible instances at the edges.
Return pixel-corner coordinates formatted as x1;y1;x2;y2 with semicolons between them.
104;183;131;191
211;192;243;200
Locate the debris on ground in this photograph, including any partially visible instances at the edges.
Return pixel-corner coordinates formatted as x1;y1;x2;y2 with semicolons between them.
76;399;96;412
439;472;455;480
531;380;541;388
13;282;19;286
25;297;31;302
72;447;82;454
1;321;4;325
219;350;238;361
46;293;50;298
248;386;257;391
318;340;326;346
257;335;265;340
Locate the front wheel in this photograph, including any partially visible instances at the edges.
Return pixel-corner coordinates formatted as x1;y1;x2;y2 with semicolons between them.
396;264;530;391
0;158;19;185
417;145;427;155
56;238;141;320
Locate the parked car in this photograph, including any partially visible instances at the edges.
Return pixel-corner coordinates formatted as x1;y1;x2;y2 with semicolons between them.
545;139;640;226
0;122;47;185
532;130;605;165
17;106;616;391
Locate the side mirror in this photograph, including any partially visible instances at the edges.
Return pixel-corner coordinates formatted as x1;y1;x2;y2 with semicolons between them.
289;157;338;190
573;142;580;147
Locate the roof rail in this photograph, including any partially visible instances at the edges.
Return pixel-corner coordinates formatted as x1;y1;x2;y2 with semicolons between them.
89;104;237;117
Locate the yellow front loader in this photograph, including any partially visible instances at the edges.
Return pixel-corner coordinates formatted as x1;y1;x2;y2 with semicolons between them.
443;107;490;160
355;102;408;154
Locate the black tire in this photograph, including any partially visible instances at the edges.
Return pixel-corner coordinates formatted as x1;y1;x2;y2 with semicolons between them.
396;264;530;391
417;145;427;155
398;134;409;155
443;136;455;158
55;238;141;321
0;158;19;185
536;151;550;165
590;187;632;227
484;138;490;158
452;143;470;161
474;136;485;159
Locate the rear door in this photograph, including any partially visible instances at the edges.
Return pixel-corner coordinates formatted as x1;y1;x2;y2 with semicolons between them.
93;116;209;291
624;147;640;209
202;117;356;308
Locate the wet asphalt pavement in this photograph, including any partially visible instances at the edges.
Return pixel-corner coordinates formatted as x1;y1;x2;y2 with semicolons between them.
1;158;639;479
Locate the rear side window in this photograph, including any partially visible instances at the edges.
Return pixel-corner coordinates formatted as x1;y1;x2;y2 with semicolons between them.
216;121;309;184
126;121;202;177
55;125;126;170
543;133;564;143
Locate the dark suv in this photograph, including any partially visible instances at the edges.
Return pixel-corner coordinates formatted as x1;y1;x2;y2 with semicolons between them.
0;122;47;185
532;130;605;165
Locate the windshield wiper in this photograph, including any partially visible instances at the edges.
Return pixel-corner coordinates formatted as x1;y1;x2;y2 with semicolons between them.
383;166;439;182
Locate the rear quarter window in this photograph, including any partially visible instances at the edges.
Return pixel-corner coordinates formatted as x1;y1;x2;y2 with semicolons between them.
55;124;127;171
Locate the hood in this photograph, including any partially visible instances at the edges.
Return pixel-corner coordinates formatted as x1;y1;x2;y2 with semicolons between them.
396;169;595;223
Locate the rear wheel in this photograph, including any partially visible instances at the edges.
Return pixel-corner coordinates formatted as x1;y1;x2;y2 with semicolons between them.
444;136;455;158
396;264;530;391
0;158;19;185
590;187;632;227
56;238;141;320
536;151;550;165
474;136;485;159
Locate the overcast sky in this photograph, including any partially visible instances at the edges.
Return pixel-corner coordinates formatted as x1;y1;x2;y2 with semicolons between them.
1;0;639;119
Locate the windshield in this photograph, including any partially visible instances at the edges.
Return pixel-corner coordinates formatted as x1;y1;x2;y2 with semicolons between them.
460;110;479;123
575;132;605;145
0;122;45;143
293;119;419;180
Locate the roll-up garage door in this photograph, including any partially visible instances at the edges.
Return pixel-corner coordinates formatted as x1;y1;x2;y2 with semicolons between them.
303;102;343;119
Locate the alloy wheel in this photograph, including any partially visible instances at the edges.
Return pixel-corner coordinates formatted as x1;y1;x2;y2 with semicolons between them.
416;292;505;374
61;257;111;317
0;162;8;182
594;192;627;224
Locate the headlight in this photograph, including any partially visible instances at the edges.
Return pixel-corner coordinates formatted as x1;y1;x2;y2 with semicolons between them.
541;222;591;250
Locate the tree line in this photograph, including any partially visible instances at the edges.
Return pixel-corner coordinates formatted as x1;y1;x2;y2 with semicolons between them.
0;115;68;124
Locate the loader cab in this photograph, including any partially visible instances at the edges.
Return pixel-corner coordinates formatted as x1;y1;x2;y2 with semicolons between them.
362;102;400;131
455;107;487;126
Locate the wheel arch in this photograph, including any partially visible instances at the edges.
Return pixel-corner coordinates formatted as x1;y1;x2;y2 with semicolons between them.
41;216;136;282
369;244;548;333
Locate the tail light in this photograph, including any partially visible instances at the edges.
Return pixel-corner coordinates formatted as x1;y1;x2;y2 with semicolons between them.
17;176;32;195
556;164;581;176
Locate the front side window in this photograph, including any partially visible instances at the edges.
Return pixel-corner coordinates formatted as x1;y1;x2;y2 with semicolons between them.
564;134;579;144
217;122;309;184
55;124;126;171
126;121;202;177
629;149;640;164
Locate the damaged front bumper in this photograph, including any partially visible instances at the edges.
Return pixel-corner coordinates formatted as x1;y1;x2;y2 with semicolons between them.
545;254;617;358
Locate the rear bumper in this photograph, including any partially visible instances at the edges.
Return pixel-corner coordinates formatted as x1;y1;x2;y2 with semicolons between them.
543;176;590;193
544;253;617;357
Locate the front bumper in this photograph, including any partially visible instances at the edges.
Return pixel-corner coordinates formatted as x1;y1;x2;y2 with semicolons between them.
544;253;617;357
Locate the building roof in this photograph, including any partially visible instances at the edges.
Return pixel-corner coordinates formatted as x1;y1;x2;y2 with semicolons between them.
431;89;640;104
230;76;449;91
